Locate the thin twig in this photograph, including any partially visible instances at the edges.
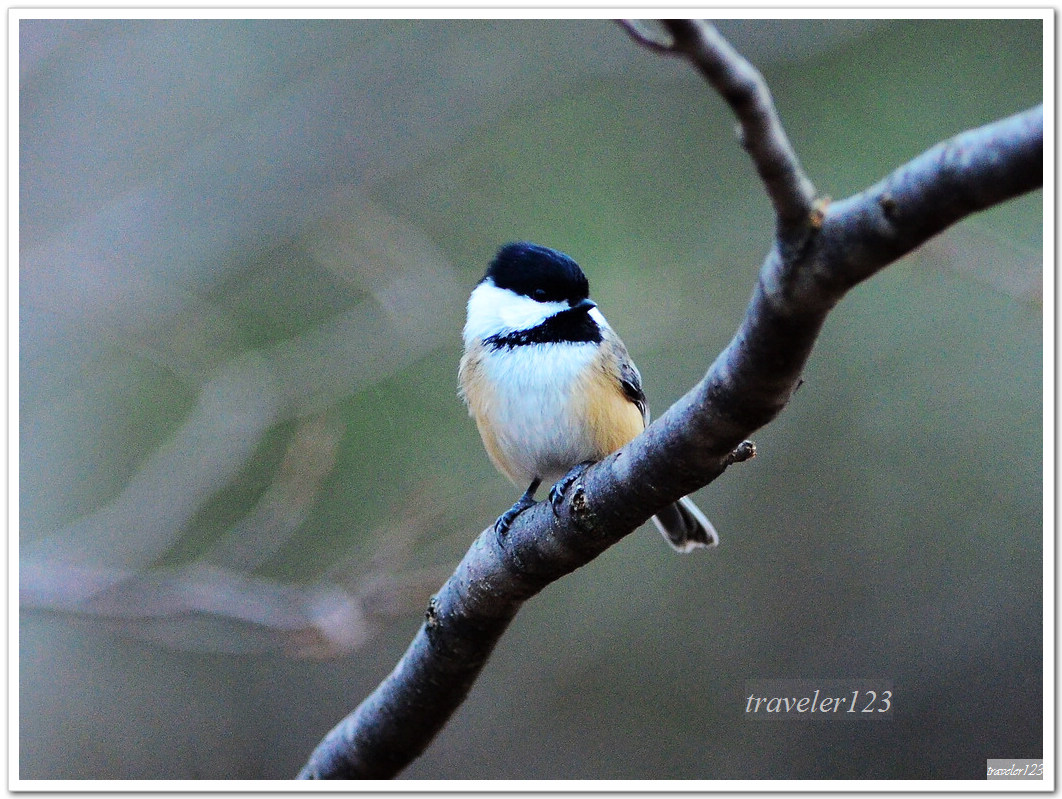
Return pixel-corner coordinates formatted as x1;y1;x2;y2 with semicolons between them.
617;20;677;53
661;20;818;235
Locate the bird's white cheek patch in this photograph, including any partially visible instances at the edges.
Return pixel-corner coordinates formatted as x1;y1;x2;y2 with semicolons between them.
464;283;565;344
498;296;566;331
589;307;611;330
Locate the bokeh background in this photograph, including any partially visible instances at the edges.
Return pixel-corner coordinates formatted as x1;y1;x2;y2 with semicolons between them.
19;18;1043;780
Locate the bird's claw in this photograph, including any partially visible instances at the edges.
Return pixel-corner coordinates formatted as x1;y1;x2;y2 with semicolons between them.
494;495;537;538
548;460;594;517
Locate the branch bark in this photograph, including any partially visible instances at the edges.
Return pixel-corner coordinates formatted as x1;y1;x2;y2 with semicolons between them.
297;20;1042;779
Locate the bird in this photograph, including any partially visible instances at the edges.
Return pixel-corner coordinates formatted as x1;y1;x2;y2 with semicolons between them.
458;241;718;553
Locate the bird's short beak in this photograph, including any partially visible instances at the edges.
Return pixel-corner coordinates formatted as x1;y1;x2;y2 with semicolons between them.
571;298;597;311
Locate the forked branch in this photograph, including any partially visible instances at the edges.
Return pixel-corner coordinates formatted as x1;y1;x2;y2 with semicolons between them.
298;21;1042;779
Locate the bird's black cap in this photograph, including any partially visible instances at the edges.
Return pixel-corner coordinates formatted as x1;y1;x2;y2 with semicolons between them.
484;242;590;305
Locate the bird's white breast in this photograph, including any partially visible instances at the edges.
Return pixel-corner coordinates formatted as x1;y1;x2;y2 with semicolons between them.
466;340;602;486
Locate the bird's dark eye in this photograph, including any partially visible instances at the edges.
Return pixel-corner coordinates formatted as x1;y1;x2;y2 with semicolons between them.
533;288;548;301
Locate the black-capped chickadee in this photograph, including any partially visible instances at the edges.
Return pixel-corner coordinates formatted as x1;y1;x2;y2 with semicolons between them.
459;242;718;553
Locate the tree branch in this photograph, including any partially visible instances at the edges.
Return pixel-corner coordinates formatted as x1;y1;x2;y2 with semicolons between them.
619;20;818;233
297;23;1042;779
662;20;818;235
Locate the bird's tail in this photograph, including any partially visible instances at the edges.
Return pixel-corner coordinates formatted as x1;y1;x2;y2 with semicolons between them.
651;496;719;553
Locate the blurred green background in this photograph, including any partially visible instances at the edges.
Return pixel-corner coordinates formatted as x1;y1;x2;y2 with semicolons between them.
19;18;1043;780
